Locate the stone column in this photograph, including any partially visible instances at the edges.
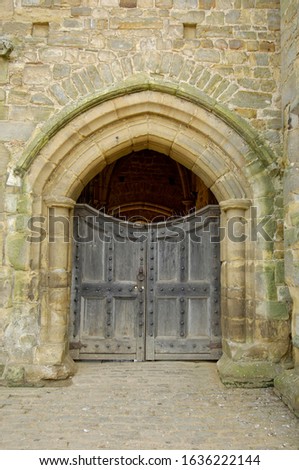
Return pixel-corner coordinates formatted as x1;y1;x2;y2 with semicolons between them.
34;196;77;380
219;199;251;353
218;198;289;387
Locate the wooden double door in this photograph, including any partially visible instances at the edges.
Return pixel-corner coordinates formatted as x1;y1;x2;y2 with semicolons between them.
69;204;221;361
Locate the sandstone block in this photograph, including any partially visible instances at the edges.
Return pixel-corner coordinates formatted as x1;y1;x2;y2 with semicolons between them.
23;65;52;85
195;49;220;63
30;93;54;106
256;0;280;8
0;122;35;142
0;59;9;85
6;233;30;271
108;39;133;51
48;32;89;47
4;365;25;386
232;91;272;108
0;144;10;176
198;0;215;8
71;7;92;15
50;84;69;105
155;0;172;7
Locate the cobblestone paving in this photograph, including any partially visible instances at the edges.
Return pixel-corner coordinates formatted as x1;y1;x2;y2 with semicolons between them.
0;362;298;450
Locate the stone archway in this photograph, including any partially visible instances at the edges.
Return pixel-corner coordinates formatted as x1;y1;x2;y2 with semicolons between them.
6;83;290;385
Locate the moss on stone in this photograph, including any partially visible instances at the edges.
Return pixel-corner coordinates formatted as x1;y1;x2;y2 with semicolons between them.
274;369;299;418
4;365;25;386
218;353;284;388
16;78;276;178
6;233;30;271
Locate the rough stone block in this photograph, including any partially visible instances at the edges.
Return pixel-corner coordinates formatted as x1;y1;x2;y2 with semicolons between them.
111;18;163;30
62;79;79;100
71;7;92;15
4;365;25;386
8;90;31;105
3;22;32;35
256;300;290;320
108;39;133;51
0;59;9;85
0;144;10;176
274;369;299;418
225;10;241;23
2;0;14;16
232;91;272;108
155;0;172;7
198;0;215;8
53;64;71;80
0;270;13;308
0;122;35;142
48;32;89;47
13;271;35;303
6;233;30;271
49;84;70;106
218;353;284;388
255;0;280;8
39;48;65;63
30;94;54;106
242;0;255;7
267;9;281;30
194;49;220;63
23;65;52;85
229;39;245;50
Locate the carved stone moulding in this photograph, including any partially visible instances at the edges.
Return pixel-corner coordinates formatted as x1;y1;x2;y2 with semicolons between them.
0;37;14;58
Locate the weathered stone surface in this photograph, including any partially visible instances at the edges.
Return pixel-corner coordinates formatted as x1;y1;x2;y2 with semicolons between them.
0;122;35;141
0;144;10;175
2;0;14;16
6;233;30;270
48;31;89;47
0;59;9;85
274;369;299;418
232;91;272;108
4;365;25;386
23;65;52;86
195;49;221;63
218;353;285;388
198;0;215;8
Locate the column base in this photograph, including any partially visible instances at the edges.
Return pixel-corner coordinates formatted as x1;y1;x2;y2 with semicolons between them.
274;368;299;418
217;353;285;388
2;354;77;386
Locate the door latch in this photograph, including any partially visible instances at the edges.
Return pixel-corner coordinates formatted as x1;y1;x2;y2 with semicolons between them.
137;266;145;282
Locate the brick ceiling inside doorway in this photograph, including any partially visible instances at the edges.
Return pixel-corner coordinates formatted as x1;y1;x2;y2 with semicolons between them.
78;150;217;221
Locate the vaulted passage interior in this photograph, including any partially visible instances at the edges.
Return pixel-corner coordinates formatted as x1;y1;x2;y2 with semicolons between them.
78;149;217;221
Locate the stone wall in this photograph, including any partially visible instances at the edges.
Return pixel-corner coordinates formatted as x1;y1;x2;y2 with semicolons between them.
0;0;296;397
274;0;299;417
1;0;281;154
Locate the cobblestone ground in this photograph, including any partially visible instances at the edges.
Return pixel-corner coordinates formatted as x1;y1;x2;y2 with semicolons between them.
0;362;298;450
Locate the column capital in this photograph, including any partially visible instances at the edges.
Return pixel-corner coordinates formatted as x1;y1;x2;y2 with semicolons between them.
219;199;251;212
44;196;76;209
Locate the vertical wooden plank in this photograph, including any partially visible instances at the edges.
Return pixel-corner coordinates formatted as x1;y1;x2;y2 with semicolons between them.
187;298;209;338
155;298;178;338
81;297;106;338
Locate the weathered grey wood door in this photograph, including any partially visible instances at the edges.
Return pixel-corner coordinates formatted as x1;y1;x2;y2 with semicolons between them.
69;204;221;360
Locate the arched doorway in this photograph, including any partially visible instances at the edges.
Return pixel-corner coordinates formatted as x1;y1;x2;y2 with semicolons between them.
14;83;288;386
70;150;220;361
